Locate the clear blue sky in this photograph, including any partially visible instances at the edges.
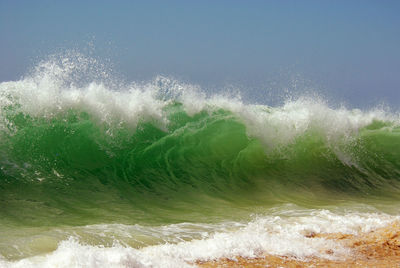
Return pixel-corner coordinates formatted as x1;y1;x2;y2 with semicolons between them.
1;0;399;107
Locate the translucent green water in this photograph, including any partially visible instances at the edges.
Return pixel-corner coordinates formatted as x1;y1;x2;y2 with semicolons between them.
1;101;400;229
1;63;400;263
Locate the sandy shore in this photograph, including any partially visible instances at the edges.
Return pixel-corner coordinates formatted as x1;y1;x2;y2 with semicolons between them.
196;221;400;267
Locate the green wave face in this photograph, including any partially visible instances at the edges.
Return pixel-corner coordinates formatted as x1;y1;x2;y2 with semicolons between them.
1;97;400;227
1;55;400;263
1;54;400;231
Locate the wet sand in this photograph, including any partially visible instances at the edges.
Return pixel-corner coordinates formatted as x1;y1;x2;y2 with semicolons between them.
196;221;400;267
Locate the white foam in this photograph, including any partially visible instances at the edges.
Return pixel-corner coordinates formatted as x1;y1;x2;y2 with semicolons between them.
1;210;398;268
1;54;398;144
1;53;399;175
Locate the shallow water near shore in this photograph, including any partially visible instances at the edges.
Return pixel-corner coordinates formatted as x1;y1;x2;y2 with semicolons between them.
1;54;400;267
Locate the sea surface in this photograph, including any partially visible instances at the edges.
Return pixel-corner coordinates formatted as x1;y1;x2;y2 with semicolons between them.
1;54;400;267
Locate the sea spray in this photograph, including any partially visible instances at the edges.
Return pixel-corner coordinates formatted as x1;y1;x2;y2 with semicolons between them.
1;53;400;266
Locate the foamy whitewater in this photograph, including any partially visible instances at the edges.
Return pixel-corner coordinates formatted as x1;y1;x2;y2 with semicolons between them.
1;53;400;267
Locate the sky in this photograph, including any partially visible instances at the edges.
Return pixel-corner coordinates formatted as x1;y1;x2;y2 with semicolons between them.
0;0;399;108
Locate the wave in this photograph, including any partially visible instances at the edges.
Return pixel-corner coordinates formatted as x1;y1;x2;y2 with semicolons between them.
1;54;400;227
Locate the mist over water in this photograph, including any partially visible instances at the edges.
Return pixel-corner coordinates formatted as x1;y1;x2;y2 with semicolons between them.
1;53;400;267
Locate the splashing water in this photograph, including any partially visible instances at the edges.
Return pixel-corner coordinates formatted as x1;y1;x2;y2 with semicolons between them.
1;53;400;267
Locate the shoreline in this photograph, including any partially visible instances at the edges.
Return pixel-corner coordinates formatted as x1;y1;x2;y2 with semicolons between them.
196;221;400;267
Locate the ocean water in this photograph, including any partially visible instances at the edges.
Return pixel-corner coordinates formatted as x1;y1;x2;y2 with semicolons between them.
1;54;400;267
